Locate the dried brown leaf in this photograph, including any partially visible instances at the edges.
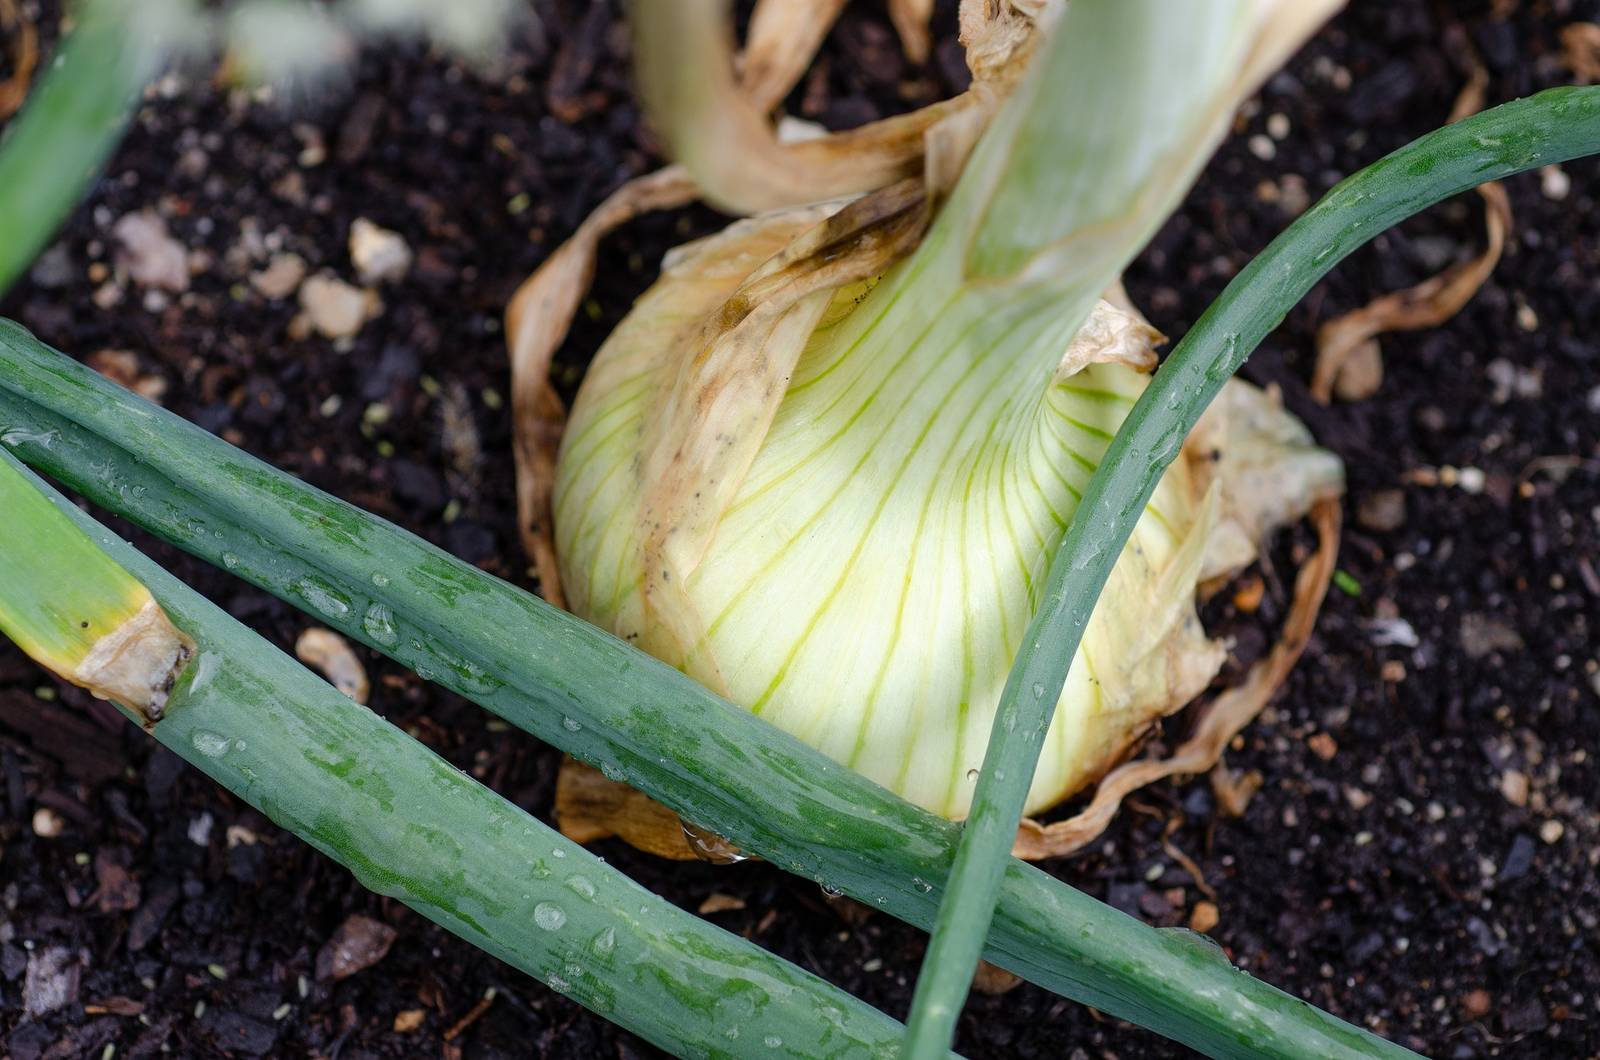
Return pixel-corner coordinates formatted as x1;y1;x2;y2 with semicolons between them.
971;960;1023;996
888;0;935;63
741;0;850;113
633;182;929;671
631;0;975;215
554;756;699;860
0;0;38;121
697;892;747;914
1011;498;1340;859
504;166;698;607
1561;22;1600;85
1312;66;1511;404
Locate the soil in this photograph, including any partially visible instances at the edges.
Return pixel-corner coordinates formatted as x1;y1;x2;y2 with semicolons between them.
2;1;1598;1057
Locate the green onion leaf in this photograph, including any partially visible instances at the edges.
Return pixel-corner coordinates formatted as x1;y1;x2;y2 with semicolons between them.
1;454;932;1058
0;316;1407;1058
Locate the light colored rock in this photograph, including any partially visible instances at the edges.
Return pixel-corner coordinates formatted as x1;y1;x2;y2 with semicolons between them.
251;253;307;299
1460;613;1524;659
1333;339;1383;402
349;218;412;285
299;272;377;339
112;211;190;292
23;947;81;1018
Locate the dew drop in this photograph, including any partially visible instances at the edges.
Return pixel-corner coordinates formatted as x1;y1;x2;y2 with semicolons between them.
1031;682;1047;699
533;902;567;931
966;768;979;781
190;730;232;758
592;927;616;956
294;577;351;619
819;883;843;899
681;821;749;864
371;572;390;587
912;877;933;894
562;716;582;733
221;552;240;570
551;847;567;859
599;761;626;783
362;604;398;646
764;1035;783;1049
566;875;597;900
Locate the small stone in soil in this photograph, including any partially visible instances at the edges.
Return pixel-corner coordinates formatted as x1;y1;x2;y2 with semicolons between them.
1498;769;1529;808
1459;613;1524;659
112;211;190;292
349;218;413;285
250;253;307;300
1307;732;1338;761
299;273;377;339
316;914;398;981
23;946;81;1018
1356;489;1407;532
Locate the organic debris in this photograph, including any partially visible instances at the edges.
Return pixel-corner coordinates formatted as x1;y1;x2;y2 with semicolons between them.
315;915;397;981
294;627;370;703
0;0;37;120
250;252;307;299
1012;499;1340;859
1311;61;1510;404
299;272;378;339
112;211;191;293
1561;22;1600;84
349;218;412;285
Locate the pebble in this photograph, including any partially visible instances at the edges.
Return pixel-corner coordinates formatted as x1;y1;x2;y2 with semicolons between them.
30;243;75;288
112;211;190;292
87;349;168;403
316;914;397;981
1499;769;1529;808
1189;901;1220;934
299;273;377;339
1333;339;1384;401
1307;732;1338;761
1485;357;1542;403
1539;819;1564;844
23;946;80;1018
1459;613;1524;659
349;218;413;285
1540;164;1570;200
1461;988;1492;1020
1247;133;1276;161
393;1009;426;1032
1356;489;1407;532
31;806;64;838
250;253;307;299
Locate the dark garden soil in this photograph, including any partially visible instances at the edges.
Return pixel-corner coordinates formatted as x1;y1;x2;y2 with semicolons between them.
2;1;1599;1057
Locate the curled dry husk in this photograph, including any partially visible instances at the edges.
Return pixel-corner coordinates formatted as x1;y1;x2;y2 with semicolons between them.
1312;54;1512;404
533;0;1347;859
